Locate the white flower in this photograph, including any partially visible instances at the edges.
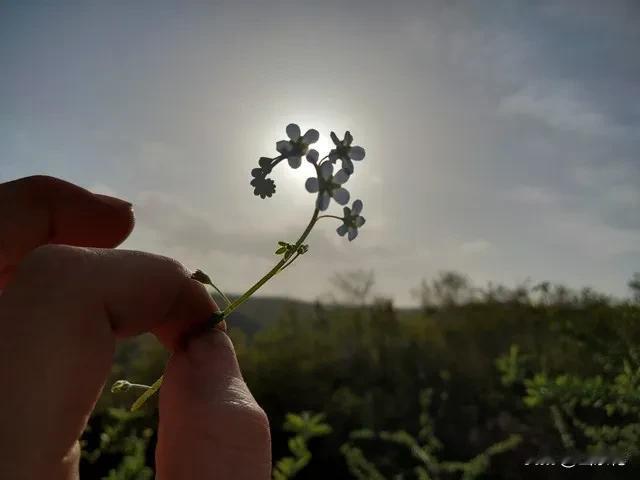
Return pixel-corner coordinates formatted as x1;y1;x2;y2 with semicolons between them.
329;131;365;174
337;199;366;241
276;123;320;168
305;162;350;211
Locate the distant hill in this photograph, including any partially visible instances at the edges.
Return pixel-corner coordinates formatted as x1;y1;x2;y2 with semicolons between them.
216;294;421;337
218;295;318;337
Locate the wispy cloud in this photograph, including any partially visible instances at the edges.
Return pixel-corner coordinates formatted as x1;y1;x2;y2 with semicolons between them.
498;83;611;135
2;0;639;304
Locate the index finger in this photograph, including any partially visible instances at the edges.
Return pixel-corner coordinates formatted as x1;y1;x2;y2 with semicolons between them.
0;175;134;288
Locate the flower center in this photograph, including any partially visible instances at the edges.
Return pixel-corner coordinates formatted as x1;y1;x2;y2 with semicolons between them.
318;176;339;193
336;145;350;157
292;139;309;156
344;215;357;228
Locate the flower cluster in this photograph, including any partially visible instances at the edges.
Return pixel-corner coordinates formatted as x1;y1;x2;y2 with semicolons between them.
250;157;276;198
115;123;369;412
249;123;367;241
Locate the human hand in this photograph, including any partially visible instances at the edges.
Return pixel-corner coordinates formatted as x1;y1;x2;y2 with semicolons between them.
0;176;271;479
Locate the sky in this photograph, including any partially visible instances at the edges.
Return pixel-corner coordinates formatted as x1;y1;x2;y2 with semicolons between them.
1;0;639;306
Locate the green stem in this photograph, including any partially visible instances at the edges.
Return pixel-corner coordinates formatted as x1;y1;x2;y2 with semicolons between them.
223;206;320;316
279;252;302;273
271;155;285;168
126;382;151;390
317;215;343;221
209;281;233;307
130;375;164;412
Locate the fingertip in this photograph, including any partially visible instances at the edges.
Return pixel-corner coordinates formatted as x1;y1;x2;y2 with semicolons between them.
183;328;241;380
89;193;136;246
152;277;221;352
92;193;132;210
43;180;136;248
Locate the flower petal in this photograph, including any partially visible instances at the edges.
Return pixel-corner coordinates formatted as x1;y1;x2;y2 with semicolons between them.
332;187;350;205
276;140;292;153
344;131;353;146
305;177;319;193
342;158;354;175
306;149;319;164
343;206;351;217
330;131;341;146
317;192;331;211
348;227;358;241
286;123;301;141
302;129;319;144
356;216;366;227
329;150;339;162
336;224;348;236
288;156;302;169
320;161;333;180
334;169;350;185
351;199;363;215
349;146;365;160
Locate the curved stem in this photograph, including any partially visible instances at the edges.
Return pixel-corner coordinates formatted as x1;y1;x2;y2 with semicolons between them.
222;207;320;317
212;285;233;308
221;164;323;316
129;162;323;411
270;155;286;169
317;215;343;221
126;382;152;390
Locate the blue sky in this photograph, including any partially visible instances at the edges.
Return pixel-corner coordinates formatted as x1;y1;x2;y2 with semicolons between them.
1;1;639;305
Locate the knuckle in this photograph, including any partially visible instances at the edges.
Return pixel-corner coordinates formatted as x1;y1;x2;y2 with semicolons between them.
159;253;191;278
13;175;59;198
20;174;58;186
18;244;88;283
23;243;78;263
131;250;190;278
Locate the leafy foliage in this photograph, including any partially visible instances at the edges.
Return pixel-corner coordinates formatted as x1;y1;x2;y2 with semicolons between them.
342;388;521;479
82;271;640;479
272;412;332;480
81;408;154;480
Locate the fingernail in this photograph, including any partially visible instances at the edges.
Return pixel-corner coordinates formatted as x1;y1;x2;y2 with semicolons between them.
94;193;133;210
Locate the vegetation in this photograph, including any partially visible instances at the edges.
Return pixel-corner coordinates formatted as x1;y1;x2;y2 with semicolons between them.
81;271;640;478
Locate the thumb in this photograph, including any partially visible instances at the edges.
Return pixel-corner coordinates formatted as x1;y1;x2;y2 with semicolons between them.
156;329;272;479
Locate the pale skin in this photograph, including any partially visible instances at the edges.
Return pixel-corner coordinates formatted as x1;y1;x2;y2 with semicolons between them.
0;176;271;479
